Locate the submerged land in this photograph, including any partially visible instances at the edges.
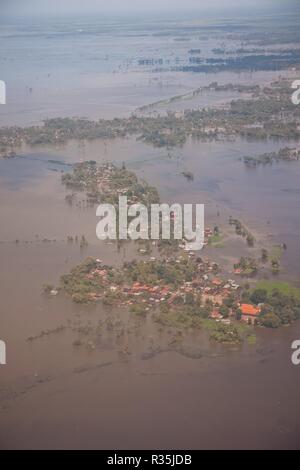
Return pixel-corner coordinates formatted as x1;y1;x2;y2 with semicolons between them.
2;75;300;347
1;9;300;450
1;78;300;156
48;161;300;347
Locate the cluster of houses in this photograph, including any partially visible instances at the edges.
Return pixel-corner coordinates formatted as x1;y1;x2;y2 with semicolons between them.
210;302;261;324
124;283;171;307
83;255;259;323
85;163;116;194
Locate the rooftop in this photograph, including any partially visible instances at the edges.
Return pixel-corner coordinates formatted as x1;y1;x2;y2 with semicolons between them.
240;304;261;316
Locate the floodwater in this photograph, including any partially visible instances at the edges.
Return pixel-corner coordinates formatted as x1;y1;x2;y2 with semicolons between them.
1;136;300;449
1;14;300;450
0;14;295;125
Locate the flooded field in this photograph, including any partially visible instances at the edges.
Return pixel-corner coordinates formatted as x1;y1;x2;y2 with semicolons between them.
1;8;300;450
0;13;297;125
1;134;300;449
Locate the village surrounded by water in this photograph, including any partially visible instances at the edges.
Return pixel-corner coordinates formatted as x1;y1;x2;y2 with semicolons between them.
1;5;300;449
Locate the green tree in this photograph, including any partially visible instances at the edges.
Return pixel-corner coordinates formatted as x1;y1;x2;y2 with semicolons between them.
261;249;269;263
250;288;268;305
235;309;242;321
260;312;281;328
246;234;255;247
219;305;230;318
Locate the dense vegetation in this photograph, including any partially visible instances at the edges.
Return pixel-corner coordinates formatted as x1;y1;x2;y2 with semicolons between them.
1;79;300;154
248;282;300;327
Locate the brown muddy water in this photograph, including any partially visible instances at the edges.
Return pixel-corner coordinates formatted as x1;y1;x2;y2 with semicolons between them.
1;137;300;449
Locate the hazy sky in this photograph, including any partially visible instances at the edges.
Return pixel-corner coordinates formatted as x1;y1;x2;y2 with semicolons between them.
1;0;298;16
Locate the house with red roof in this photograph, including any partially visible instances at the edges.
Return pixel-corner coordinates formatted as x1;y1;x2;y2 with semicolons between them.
240;303;261;324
